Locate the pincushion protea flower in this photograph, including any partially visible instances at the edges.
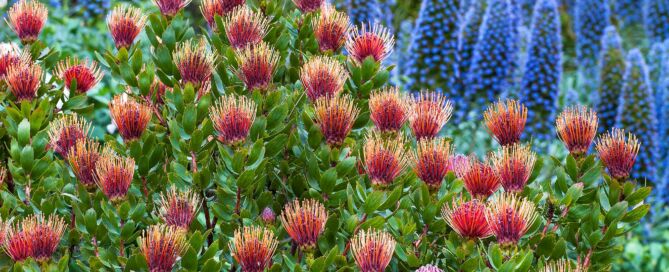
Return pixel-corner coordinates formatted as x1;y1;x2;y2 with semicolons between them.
201;0;246;28
313;95;360;146
486;193;538;246
47;114;91;158
157;188;201;229
4;214;66;262
95;150;135;203
541;259;584;272
229;225;278;272
364;132;409;187
292;0;324;13
174;38;216;90
107;5;147;50
413;138;452;189
409;92;453;140
0;43;28;80
350;229;396;272
109;95;152;142
224;7;270;49
54;57;103;94
484;99;528;146
455;156;501;200
595;128;640;180
139;225;188;272
209;94;257;145
447;154;469;173
235;42;279;91
490;144;536;193
345;23;395;64
313;4;350;52
300;56;348;101
441;197;491;239
152;0;191;17
68;139;101;188
279;199;328;251
6;62;41;102
369;87;411;133
416;265;444;272
556;106;599;157
148;79;170;105
6;0;47;44
260;207;276;224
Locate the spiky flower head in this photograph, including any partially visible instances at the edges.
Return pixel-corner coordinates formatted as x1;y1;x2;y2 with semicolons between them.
54;57;103;94
149;79;170;105
363;132;409;187
556;106;599;157
210;94;257;145
224;6;270;50
279;199;328;251
139;225;188;272
292;0;324;13
235;42;279;92
441;196;491;240
448;154;470;173
313;4;350;52
68;139;101;189
229;225;279;272
369;87;411;133
109;95;152;142
200;0;246;28
260;207;276;224
486;193;538;246
484;99;528;146
95;150;135;203
4;214;66;262
595;128;640;180
47;114;91;159
158;188;201;229
0;43;28;80
300;56;348;101
174;38;216;90
6;0;48;43
455;156;501;200
416;265;444;272
409;92;453;140
313;95;360;146
413;138;452;189
6;62;41;102
540;259;583;272
107;5;147;50
351;229;396;272
345;23;395;64
152;0;191;17
490;144;536;193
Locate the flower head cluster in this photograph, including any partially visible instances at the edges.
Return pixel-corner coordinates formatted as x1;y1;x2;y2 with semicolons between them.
109;95;152;142
363;132;409;187
235;42;279;92
107;5;147;49
490;144;536;193
209;94;257;145
292;0;324;13
556;106;598;156
416;265;444;272
152;0;191;17
224;7;270;50
486;193;538;246
300;56;348;101
455;156;501;200
313;5;350;52
369;87;411;133
484;99;528;146
139;225;188;272
0;43;28;80
441;196;491;239
3;214;66;262
279;199;328;251
158;188;201;229
345;23;395;64
6;62;42;102
413;138;452;189
200;0;246;28
54;57;103;94
68;139;101;188
351;229;396;272
47;114;91;158
95;150;135;203
174;38;216;90
313;95;360;146
229;225;279;272
409;92;453;140
260;207;276;224
596;128;640;180
6;0;48;43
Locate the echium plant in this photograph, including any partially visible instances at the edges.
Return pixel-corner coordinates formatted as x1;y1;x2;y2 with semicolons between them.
458;0;485;92
644;0;669;44
574;0;609;97
0;0;652;271
597;26;626;134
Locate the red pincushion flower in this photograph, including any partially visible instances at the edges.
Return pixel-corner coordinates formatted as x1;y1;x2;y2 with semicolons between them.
109;95;152;142
414;138;452;189
313;4;350;52
486;193;538;246
0;43;29;80
300;55;348;101
595;128;640;180
201;0;246;28
484;99;527;146
224;7;270;50
107;5;147;50
4;214;66;262
210;94;257;145
351;229;396;272
54;58;103;94
158;188;201;229
441;197;491;239
235;42;279;92
47;114;91;159
139;225;188;272
345;23;395;64
292;0;324;13
490;144;536;193
174;38;216;90
68;139;101;188
556;106;598;157
229;225;279;272
95;150;135;203
6;0;48;44
369;87;411;133
364;132;409;187
455;156;501;200
409;92;453;140
6;62;42;102
314;95;360;146
152;0;191;17
148;79;170;105
279;199;328;251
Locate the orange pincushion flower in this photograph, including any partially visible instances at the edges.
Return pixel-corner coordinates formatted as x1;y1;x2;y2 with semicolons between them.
152;0;191;17
300;56;348;101
363;132;409;187
595;128;640;180
54;57;103;94
200;0;246;28
4;214;66;262
47;114;91;158
486;193;538;246
292;0;324;13
6;0;48;44
313;4;350;52
345;23;395;64
6;62;41;102
139;225;188;272
68;139;101;188
313;95;360;146
235;42;279;92
484;99;528;146
409;92;453;140
490;144;536;193
441;196;491;239
158;188;201;229
107;5;147;49
279;199;328;250
351;229;396;272
229;226;279;272
109;95;152;141
0;43;29;80
556;106;598;156
174;38;216;90
414;138;452;189
455;155;501;200
541;259;583;272
224;7;270;50
95;150;135;203
209;94;257;145
369;87;411;133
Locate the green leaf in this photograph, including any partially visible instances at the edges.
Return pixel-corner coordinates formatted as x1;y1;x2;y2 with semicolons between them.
183;107;197;135
622;204;650;223
565;155;578;181
320;168;337;194
20;146;34;172
362;191;384;214
605;201;628;225
17;119;30;146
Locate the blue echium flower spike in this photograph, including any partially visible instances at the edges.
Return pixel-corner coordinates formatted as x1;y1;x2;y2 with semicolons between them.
644;0;669;44
616;0;644;28
597;26;626;133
